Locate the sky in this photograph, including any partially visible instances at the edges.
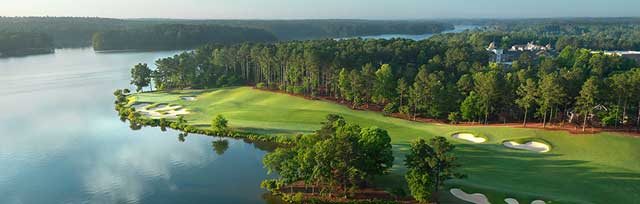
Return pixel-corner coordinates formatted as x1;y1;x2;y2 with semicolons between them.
1;0;638;19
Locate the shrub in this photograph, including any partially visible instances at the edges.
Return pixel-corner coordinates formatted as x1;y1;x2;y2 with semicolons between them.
383;102;397;116
448;112;461;124
399;105;410;116
293;86;305;95
256;82;267;88
260;179;281;194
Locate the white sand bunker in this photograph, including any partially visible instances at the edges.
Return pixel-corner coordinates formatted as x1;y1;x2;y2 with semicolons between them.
505;198;547;204
503;141;550;153
452;133;486;143
450;188;490;204
505;198;520;204
181;96;196;101
131;103;152;110
133;103;190;119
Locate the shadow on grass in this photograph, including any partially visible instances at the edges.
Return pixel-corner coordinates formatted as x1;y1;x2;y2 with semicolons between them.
377;143;640;204
235;127;311;135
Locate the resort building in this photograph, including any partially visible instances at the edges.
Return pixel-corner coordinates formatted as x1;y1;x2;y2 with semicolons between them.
509;42;553;52
592;51;640;63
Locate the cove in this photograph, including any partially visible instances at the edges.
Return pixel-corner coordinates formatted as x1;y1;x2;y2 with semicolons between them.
0;48;280;204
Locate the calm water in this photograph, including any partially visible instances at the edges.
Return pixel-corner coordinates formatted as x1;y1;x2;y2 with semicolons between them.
0;48;279;204
339;25;480;40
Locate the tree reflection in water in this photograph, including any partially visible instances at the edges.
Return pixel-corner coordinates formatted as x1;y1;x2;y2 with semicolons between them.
212;138;229;155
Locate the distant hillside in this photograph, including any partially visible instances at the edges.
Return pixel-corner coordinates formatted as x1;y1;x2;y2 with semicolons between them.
0;32;53;57
0;17;144;47
137;19;455;40
436;17;640;51
92;24;277;51
0;17;454;48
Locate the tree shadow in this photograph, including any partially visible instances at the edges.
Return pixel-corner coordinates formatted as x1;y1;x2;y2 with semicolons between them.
235;127;311;135
376;143;640;203
447;144;639;203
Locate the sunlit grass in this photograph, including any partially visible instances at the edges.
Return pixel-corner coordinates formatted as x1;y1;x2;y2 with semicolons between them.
132;86;640;204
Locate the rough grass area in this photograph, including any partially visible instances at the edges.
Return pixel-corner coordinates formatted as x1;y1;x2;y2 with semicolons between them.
131;87;640;204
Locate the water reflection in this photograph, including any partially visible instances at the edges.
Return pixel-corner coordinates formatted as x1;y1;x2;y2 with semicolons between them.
212;139;230;156
0;48;277;204
178;132;188;142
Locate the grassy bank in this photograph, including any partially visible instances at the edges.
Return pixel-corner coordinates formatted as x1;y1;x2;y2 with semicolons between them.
128;87;640;204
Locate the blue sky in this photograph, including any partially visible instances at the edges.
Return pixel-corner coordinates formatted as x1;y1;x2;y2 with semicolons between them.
1;0;638;19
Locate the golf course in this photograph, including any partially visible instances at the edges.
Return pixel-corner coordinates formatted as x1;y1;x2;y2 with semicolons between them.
128;86;640;204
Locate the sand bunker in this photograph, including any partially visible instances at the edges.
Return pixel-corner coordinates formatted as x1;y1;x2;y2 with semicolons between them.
450;188;490;204
503;141;550;153
181;96;196;101
131;103;151;110
452;133;486;143
505;198;548;204
505;198;519;204
132;103;190;119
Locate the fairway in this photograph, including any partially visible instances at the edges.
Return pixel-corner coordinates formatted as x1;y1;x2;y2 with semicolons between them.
130;87;640;204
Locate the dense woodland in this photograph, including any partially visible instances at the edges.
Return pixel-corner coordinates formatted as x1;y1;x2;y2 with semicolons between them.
0;17;452;48
0;17;142;47
92;24;277;51
443;18;640;50
138;36;640;131
154;19;454;40
0;32;53;57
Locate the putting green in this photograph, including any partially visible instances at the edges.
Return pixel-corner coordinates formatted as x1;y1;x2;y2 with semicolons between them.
129;87;640;204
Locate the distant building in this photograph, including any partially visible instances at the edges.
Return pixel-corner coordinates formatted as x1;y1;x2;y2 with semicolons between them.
487;42;555;64
509;42;552;52
486;42;505;63
592;51;640;63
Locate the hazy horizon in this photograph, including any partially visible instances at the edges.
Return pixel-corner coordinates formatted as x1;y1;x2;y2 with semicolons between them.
1;0;638;20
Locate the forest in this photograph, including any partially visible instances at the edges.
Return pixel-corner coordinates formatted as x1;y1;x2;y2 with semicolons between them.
92;24;277;51
150;19;454;40
139;36;640;131
0;17;452;48
0;32;53;57
443;18;640;50
0;17;143;47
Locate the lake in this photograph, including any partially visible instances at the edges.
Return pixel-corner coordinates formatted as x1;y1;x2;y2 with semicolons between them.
0;25;478;203
0;48;280;204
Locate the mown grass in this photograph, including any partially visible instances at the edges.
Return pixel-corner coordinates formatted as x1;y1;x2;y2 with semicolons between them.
131;87;640;204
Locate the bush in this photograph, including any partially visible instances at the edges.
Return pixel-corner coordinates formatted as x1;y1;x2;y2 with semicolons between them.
293;86;305;95
260;179;281;194
383;102;397;116
256;82;267;88
448;112;461;124
399;105;410;116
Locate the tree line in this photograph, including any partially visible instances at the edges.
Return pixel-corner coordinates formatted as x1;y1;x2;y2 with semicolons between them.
0;32;53;57
134;37;640;131
0;17;453;48
163;19;454;41
439;18;640;51
92;24;277;51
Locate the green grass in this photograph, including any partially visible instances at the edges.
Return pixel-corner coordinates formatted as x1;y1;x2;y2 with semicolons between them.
131;87;640;204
